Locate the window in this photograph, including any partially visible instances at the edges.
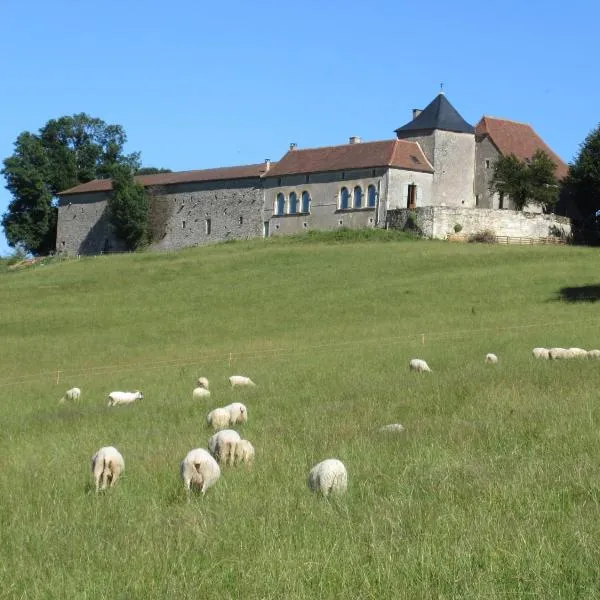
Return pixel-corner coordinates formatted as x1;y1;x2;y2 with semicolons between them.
263;221;270;237
239;216;243;225
354;186;363;208
475;194;480;207
301;191;311;213
485;159;490;169
340;187;350;209
205;219;211;235
406;184;417;209
182;220;186;229
367;184;377;207
289;192;298;214
275;193;285;215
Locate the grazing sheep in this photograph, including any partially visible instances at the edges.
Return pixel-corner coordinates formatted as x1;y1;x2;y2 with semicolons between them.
180;448;221;496
532;347;550;359
192;386;211;400
206;407;231;431
223;402;248;425
196;377;210;390
587;349;600;359
485;353;499;364
107;391;143;406
91;446;125;492
549;348;568;360
379;423;405;434
234;439;255;466
308;459;348;497
59;387;81;403
409;358;431;373
568;347;588;358
208;429;242;465
229;375;256;388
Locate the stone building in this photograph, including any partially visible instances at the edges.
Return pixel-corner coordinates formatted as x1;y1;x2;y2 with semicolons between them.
56;92;569;255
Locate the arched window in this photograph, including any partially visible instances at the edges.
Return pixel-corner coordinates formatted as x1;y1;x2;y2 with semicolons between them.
354;186;363;208
301;191;311;213
276;193;285;216
367;185;377;207
289;192;298;214
340;187;350;210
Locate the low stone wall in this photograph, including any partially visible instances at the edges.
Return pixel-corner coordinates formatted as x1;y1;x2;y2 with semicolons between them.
386;207;571;241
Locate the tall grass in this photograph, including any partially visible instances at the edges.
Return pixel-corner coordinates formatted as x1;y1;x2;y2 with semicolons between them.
0;235;599;598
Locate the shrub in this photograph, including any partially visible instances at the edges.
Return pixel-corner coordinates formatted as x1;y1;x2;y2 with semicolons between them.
469;229;496;244
454;223;463;233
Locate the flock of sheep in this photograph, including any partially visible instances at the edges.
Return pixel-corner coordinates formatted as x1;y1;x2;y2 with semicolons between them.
70;347;600;497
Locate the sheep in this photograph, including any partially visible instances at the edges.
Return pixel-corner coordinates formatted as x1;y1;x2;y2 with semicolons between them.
180;448;221;496
409;358;431;372
308;459;348;497
91;446;125;492
234;439;255;466
206;407;231;431
208;429;242;465
485;353;498;364
379;423;405;434
107;391;143;406
587;349;600;359
229;375;256;388
532;347;550;359
549;348;568;360
196;377;210;390
59;387;81;404
223;402;248;425
192;386;211;400
568;347;588;358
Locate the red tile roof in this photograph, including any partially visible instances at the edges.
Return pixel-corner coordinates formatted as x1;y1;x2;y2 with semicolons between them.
265;139;434;177
59;163;272;196
475;116;568;179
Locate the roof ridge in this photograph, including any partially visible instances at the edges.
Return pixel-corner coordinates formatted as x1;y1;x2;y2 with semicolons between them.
480;115;534;128
287;139;397;153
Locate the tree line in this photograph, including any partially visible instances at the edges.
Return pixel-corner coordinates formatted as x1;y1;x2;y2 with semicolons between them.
2;114;600;255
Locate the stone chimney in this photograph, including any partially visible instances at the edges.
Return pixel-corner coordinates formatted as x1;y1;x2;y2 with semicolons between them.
264;158;271;171
412;108;422;119
349;136;361;144
289;142;297;151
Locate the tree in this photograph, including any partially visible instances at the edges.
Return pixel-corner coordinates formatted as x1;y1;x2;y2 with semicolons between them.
489;149;559;212
107;164;149;250
136;167;172;175
2;114;140;255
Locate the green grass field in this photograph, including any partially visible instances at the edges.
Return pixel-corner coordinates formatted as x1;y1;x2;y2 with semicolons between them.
1;231;599;599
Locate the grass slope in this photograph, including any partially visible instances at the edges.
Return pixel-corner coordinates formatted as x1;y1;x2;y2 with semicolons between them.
0;232;599;599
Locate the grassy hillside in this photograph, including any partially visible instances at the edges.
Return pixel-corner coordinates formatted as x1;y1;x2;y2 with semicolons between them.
1;232;599;598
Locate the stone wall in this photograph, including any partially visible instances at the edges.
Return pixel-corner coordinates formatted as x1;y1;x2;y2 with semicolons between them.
386;206;571;240
387;168;433;210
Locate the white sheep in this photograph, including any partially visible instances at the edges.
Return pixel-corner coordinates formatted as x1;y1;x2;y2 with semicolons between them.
379;423;405;434
59;387;81;403
91;446;125;492
107;391;143;406
568;347;588;358
208;429;242;465
229;375;256;388
308;459;348;497
192;386;211;399
206;407;231;431
180;448;221;496
532;347;550;359
587;349;600;359
223;402;248;425
549;348;568;360
485;353;498;364
196;377;210;390
409;358;431;372
234;439;255;466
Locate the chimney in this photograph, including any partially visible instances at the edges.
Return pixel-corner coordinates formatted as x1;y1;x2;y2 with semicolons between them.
264;158;271;171
412;108;422;119
349;136;361;144
289;142;297;151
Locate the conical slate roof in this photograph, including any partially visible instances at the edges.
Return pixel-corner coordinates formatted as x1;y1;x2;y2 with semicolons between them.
395;93;474;136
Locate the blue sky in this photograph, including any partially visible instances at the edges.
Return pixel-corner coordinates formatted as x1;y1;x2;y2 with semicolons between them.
0;0;597;255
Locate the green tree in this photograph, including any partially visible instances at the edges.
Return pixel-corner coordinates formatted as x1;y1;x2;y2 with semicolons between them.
136;167;172;175
2;114;140;255
107;165;149;250
489;149;559;211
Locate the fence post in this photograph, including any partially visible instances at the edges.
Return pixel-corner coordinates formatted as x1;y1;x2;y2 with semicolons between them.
56;370;61;385
228;353;232;368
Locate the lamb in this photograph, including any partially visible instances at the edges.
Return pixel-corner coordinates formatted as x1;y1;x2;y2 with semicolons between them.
196;377;210;390
208;429;242;465
107;391;143;406
308;459;348;497
223;402;248;425
206;407;231;431
485;353;498;364
59;387;81;403
409;358;431;372
532;347;550;359
587;349;600;359
234;439;255;466
229;375;256;388
192;386;211;399
91;446;125;492
180;448;221;495
379;423;405;434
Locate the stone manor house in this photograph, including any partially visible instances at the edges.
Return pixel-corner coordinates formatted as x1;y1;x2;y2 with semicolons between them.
56;93;570;254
